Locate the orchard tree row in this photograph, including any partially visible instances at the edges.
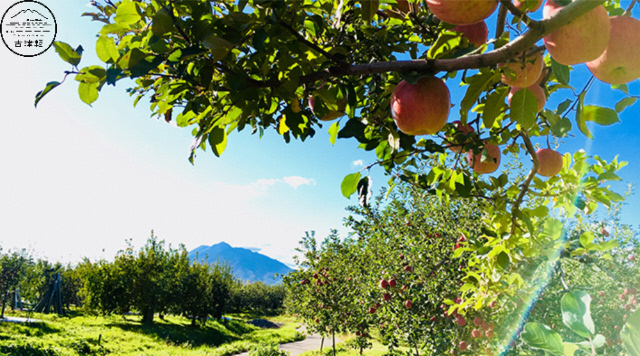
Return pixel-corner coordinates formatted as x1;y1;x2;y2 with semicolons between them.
0;233;287;325
284;182;640;355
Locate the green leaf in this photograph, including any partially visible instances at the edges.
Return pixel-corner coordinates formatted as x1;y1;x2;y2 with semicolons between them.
496;252;509;270
556;99;572;115
575;334;606;351
360;0;379;22
208;126;227;157
341;172;362;199
483;87;508;128
78;81;100;106
427;32;463;59
53;41;82;66
34;81;60;108
579;232;594;248
615;97;637;113
521;323;565;355
152;9;173;37
563;342;579;356
460;69;499;120
622;308;640;356
551;58;570;85
612;83;629;94
114;0;141;25
561;291;594;338
510;88;538;129
582;105;620;126
575;92;592;139
328;121;340;146
96;35;119;63
202;35;233;61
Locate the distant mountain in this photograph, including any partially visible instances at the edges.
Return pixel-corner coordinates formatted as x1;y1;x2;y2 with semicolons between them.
188;242;292;285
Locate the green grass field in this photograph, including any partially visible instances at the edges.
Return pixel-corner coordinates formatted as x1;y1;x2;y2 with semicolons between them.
0;310;304;356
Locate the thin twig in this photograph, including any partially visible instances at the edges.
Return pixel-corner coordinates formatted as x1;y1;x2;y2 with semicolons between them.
510;131;539;237
276;17;343;64
624;0;638;16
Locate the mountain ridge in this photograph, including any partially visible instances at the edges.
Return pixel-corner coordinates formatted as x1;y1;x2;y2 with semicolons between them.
188;242;292;285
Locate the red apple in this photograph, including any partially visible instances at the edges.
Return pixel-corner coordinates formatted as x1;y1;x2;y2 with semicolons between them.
467;142;501;174
383;293;392;301
459;341;468;351
472;329;482;338
501;51;544;88
380;279;389;289
481;321;491;331
369;307;376;314
536;148;563;177
430;316;437;322
426;0;498;25
456;315;466;326
473;317;483;326
602;228;610;237
508;85;546;113
486;329;495;338
586;16;640;84
389;279;397;288
543;0;610;65
630;255;636;262
405;300;413;308
452;21;489;47
404;265;413;272
391;76;451;135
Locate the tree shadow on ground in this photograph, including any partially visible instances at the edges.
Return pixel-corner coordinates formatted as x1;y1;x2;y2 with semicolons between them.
107;318;258;348
0;319;61;337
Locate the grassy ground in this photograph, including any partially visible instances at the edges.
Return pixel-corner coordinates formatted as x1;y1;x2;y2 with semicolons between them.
0;309;304;356
299;334;410;356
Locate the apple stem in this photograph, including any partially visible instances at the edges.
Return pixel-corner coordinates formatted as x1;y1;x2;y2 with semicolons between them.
500;0;542;30
546;134;550;149
624;0;637;16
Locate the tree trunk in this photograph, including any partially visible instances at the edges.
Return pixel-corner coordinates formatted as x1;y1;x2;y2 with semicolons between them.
320;337;324;351
141;307;154;324
0;292;7;319
332;330;336;356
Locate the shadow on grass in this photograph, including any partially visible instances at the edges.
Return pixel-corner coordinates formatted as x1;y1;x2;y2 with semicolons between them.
0;320;62;336
107;318;258;348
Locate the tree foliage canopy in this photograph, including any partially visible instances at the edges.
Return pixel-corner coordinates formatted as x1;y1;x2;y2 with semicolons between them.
38;0;639;320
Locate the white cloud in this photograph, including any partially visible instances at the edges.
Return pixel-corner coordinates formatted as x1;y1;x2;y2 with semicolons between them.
252;178;279;191
283;176;315;189
353;160;363;167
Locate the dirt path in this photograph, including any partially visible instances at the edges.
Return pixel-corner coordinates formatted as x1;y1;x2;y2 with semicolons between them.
235;327;342;356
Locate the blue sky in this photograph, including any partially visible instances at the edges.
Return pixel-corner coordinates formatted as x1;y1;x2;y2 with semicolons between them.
0;1;638;267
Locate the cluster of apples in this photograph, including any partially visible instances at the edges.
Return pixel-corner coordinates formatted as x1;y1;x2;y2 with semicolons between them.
391;0;640;178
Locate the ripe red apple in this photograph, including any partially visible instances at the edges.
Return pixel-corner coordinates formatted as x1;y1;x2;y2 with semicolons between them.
586;16;640;84
405;300;413;308
452;21;489;47
508;85;546;113
536;148;563;177
404;265;413;272
399;254;404;260
481;321;491;331
602;228;610;237
430;316;437;322
313;273;318;279
383;293;392;301
391;76;451;136
458;341;468;351
473;317;483;326
543;0;610;65
467;142;501;174
380;279;389;289
486;329;495;338
630;255;636;262
514;0;542;12
456;315;466;326
488;301;496;308
625;288;631;295
389;279;397;288
426;0;498;25
500;51;544;88
369;307;376;314
620;294;626;300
